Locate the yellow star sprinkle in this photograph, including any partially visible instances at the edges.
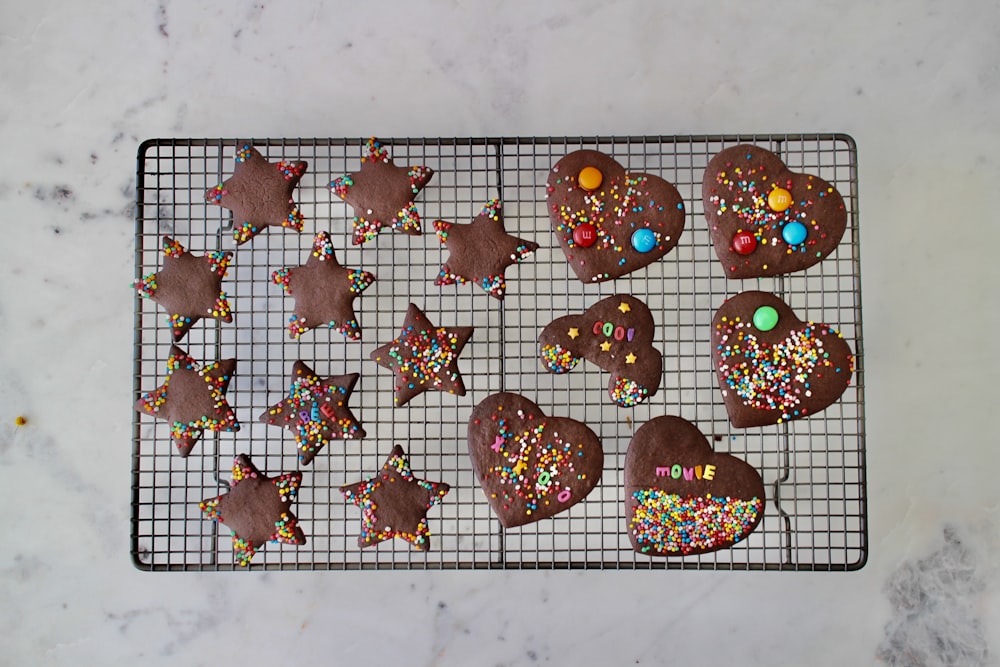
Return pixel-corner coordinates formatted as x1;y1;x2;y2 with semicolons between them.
600;341;612;352
618;302;631;313
625;353;637;364
568;327;580;339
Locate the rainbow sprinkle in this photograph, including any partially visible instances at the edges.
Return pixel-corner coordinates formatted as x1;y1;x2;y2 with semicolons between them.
630;490;762;555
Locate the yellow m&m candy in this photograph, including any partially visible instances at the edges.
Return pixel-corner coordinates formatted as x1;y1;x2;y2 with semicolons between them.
578;166;603;191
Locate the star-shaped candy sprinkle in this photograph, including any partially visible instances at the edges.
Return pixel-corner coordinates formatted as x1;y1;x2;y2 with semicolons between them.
340;445;450;551
330;137;434;245
433;199;539;300
259;361;366;465
134;345;239;457
370;303;474;407
133;236;233;341
206;143;308;245
271;231;375;340
200;455;305;566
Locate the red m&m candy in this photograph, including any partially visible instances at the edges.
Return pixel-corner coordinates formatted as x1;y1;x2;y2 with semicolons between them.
732;231;757;255
573;223;597;248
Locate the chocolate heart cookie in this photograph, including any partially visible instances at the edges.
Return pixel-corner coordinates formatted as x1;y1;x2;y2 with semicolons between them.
468;392;604;528
702;144;847;278
712;291;854;427
546;150;684;283
625;416;765;557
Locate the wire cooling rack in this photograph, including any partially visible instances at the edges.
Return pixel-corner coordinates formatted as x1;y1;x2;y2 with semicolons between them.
131;135;866;571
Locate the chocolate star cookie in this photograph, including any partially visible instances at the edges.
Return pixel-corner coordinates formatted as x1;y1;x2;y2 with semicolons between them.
206;143;307;245
433;199;539;300
340;445;450;551
370;304;474;407
259;361;365;465
271;231;375;340
330;137;434;245
133;236;233;341
134;345;239;457
200;455;305;566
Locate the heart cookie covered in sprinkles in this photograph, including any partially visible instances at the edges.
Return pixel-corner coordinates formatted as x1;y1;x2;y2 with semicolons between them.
712;291;854;428
546;149;685;283
468;392;604;528
702;144;847;278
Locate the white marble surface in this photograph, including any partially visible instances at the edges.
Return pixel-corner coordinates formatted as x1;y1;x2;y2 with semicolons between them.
1;0;998;664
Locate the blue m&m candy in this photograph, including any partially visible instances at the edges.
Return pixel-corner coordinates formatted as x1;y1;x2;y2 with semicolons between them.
782;221;807;246
631;228;657;253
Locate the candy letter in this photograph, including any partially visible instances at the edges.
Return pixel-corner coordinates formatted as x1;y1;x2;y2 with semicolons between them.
704;464;716;481
671;464;682;479
655;466;670;477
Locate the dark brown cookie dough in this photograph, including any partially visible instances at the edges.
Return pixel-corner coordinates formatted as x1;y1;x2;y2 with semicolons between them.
206;143;307;245
271;231;375;340
702;144;846;278
625;416;765;556
433;198;538;300
330;137;434;245
546;149;684;283
712;290;854;427
539;294;662;407
468;392;604;528
340;445;450;551
200;454;305;566
133;345;239;457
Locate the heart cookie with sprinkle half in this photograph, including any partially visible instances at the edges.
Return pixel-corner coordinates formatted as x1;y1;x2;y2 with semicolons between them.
625;416;765;556
468;392;604;528
712;291;854;428
546;150;684;283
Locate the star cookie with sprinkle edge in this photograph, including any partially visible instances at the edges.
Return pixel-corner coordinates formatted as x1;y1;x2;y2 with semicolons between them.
340;445;450;551
433;198;539;300
330;137;434;245
133;236;233;341
200;454;305;566
259;361;366;465
134;345;239;457
206;143;308;245
271;231;375;340
370;303;474;407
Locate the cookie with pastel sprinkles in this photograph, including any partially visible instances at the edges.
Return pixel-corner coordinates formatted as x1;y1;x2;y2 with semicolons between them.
206;143;308;245
330;137;434;245
433;198;539;300
133;345;239;457
702;144;847;278
133;236;232;341
468;392;604;528
370;303;474;407
546;149;684;283
340;445;450;551
712;291;854;427
258;361;365;465
271;231;375;340
200;454;305;566
538;294;662;407
625;416;765;556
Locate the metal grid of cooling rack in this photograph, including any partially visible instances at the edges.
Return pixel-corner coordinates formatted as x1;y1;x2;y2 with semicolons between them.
131;135;866;571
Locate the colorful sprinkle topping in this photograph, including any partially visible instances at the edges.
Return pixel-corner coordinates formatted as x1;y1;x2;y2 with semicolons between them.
630;490;762;555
